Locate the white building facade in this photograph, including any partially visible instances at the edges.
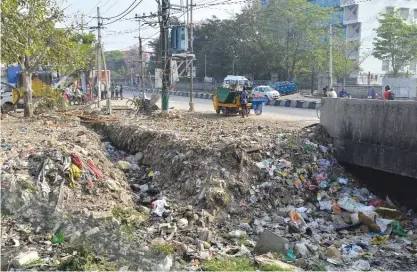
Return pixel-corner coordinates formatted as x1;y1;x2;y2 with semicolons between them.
341;0;417;84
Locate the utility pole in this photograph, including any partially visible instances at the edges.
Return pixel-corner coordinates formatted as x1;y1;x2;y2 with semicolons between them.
204;53;207;79
136;14;145;99
189;0;195;111
329;23;333;89
101;43;111;114
161;0;170;115
97;7;102;108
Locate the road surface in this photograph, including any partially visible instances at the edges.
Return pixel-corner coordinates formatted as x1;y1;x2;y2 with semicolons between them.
120;91;319;122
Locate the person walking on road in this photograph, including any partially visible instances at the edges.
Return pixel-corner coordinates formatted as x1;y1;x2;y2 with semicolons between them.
115;85;120;100
383;85;395;100
240;86;249;118
111;84;115;100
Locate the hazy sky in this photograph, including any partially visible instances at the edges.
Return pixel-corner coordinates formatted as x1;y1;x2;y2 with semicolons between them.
62;0;247;51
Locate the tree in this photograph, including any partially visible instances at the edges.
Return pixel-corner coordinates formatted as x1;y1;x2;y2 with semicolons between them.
1;0;88;117
332;38;371;86
105;50;127;77
259;0;332;80
373;11;417;76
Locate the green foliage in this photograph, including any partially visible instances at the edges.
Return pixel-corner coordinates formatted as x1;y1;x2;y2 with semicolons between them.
57;245;97;271
152;0;337;81
21;258;43;269
1;0;96;116
150;242;176;255
202;257;255;271
105;50;127;78
1;0;95;74
373;11;417;76
262;263;293;271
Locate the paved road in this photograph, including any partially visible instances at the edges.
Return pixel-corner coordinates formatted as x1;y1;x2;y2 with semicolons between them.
120;91;319;122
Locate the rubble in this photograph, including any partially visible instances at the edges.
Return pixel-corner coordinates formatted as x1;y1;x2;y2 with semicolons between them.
1;110;417;271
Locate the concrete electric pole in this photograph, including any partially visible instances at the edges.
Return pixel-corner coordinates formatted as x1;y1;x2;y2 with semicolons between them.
161;0;170;115
97;7;102;108
136;15;145;99
189;0;195;111
101;42;111;114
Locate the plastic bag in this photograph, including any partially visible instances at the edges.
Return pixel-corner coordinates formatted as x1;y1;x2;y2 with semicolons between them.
391;221;405;237
371;235;389;245
286;248;296;260
151;199;167;217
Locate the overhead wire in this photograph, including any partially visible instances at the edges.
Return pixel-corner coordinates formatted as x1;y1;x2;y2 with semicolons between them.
102;0;139;20
101;0;144;26
86;0;105;15
103;0;124;14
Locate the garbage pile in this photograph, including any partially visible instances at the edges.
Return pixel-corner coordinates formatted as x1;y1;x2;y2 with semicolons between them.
0;118;147;270
101;113;417;271
2;111;416;271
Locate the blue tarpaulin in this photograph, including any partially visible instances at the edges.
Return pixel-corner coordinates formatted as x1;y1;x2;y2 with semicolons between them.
7;66;21;85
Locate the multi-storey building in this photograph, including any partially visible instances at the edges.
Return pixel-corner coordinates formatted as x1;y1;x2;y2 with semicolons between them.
341;0;417;84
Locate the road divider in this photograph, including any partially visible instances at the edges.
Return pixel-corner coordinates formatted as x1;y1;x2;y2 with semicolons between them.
142;89;321;109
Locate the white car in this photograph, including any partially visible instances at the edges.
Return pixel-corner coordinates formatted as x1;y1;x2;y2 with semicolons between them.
1;82;22;112
252;86;280;100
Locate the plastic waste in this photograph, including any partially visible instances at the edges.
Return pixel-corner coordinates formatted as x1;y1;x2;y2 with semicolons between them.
369;199;386;207
51;232;65;244
338;196;375;213
391;221;406;237
375;218;393;234
332;203;342;214
337;177;348;185
151;199;167;216
320;145;328;153
228;230;246;238
317;159;331;170
117;160;131;170
319;200;332;211
371;235;389;245
69;164;82;188
1;143;13;150
375;207;402;219
286;248;296;260
351;260;370;271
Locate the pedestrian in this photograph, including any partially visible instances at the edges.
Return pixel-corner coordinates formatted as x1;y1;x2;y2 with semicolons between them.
323;86;328;97
111;84;115;100
383;85;395;100
119;85;123;99
368;87;377;99
338;88;351;98
240;86;248;118
115;86;120;100
328;87;337;98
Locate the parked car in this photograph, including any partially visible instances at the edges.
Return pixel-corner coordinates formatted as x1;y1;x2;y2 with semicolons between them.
252;85;280;100
1;82;22;113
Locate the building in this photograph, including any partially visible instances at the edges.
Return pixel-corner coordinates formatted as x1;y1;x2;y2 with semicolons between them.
341;0;417;84
307;0;344;27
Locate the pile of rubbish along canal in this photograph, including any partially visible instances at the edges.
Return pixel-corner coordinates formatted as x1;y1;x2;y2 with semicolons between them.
1;110;417;271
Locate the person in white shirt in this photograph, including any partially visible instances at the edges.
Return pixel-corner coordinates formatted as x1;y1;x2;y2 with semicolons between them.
328;87;338;98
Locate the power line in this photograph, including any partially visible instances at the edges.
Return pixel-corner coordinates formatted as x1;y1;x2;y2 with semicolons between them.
103;0;123;14
102;0;144;26
87;0;105;15
102;0;138;20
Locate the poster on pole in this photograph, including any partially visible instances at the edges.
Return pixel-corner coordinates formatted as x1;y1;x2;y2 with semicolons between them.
155;69;163;89
171;61;179;83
